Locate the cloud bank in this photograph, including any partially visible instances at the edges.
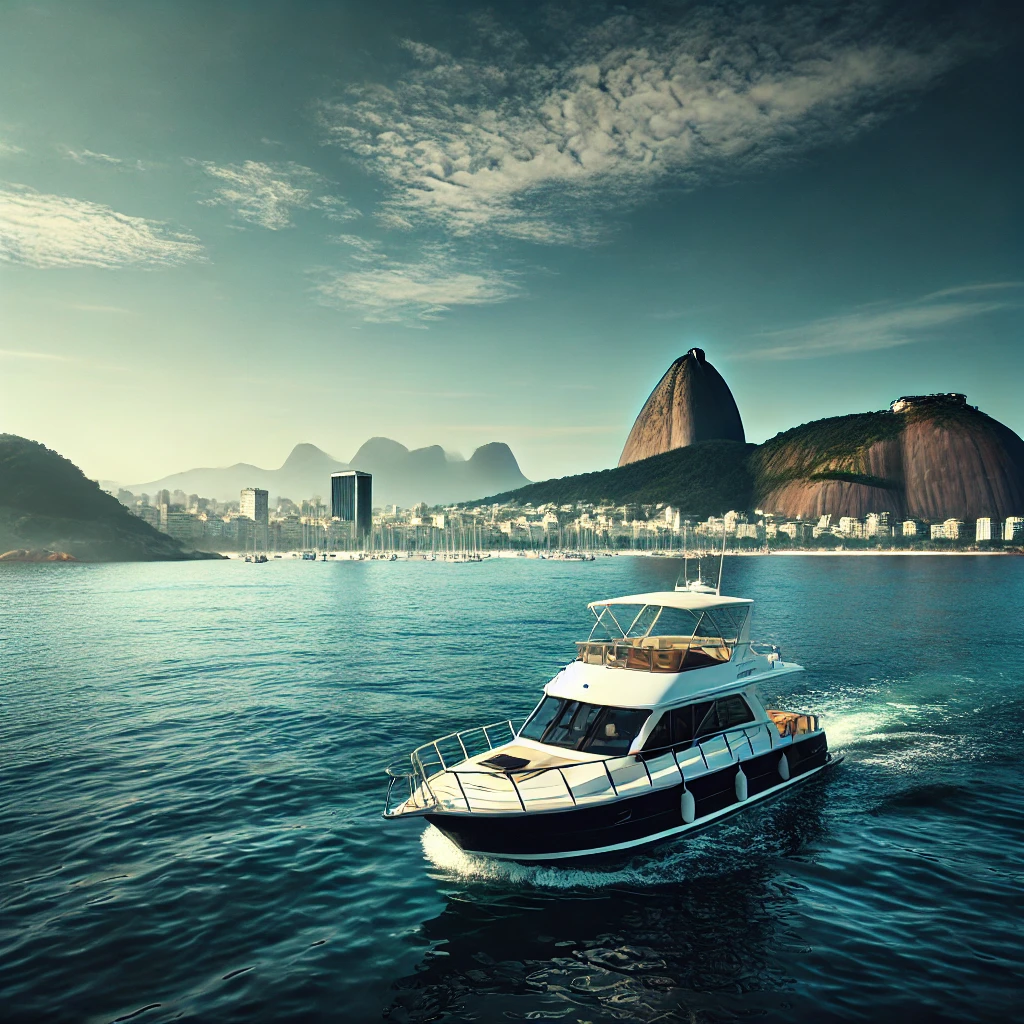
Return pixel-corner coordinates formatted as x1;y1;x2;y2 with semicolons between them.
192;159;357;229
319;4;958;245
0;183;204;268
314;247;515;322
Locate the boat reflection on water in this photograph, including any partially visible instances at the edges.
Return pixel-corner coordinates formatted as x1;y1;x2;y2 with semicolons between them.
383;786;831;1023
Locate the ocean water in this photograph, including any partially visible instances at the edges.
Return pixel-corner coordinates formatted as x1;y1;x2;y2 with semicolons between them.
1;555;1022;1023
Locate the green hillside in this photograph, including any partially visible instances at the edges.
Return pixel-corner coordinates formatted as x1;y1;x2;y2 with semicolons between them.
473;440;757;516
0;434;217;562
751;410;904;493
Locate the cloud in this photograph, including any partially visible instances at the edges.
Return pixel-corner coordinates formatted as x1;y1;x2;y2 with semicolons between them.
313;248;515;322
319;4;961;245
0;138;24;157
191;159;356;229
0;183;204;268
749;282;1023;359
62;147;123;166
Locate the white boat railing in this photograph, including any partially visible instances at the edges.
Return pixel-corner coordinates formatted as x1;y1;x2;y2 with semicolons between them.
383;716;816;818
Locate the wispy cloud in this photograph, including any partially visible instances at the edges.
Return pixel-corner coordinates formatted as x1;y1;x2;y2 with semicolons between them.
313;247;516;323
61;147;122;166
190;159;357;229
0;137;24;157
319;5;961;245
749;283;1023;359
0;183;204;268
58;146;154;171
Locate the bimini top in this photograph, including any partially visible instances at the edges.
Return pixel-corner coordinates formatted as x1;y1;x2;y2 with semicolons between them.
588;591;753;613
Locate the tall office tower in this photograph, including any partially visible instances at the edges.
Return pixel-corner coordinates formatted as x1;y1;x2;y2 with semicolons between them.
331;471;372;542
240;487;269;550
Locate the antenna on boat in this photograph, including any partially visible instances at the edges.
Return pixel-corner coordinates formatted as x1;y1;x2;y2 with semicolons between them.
715;515;727;596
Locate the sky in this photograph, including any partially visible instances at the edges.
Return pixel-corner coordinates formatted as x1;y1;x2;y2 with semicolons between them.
1;0;1021;486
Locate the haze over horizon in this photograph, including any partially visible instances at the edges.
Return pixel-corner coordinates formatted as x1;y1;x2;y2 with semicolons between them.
1;0;1021;486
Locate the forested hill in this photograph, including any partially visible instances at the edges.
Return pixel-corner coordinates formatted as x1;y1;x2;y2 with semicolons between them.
0;434;217;561
474;441;757;516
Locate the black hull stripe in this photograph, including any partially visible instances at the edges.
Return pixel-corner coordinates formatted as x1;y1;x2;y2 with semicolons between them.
425;735;831;861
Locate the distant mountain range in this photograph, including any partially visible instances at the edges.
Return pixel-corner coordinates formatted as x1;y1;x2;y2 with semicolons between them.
0;434;215;561
128;437;530;507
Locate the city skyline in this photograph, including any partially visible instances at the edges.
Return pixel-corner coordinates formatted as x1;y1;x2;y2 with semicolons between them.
1;0;1021;485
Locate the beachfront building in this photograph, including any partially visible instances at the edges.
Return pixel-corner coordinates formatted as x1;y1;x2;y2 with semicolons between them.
1004;517;1024;542
865;512;890;538
331;471;372;543
838;516;862;538
975;518;994;542
902;520;919;538
240;487;269;551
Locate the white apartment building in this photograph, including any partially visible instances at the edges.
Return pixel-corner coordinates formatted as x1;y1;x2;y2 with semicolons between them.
865;512;890;537
1004;517;1024;542
975;518;993;542
931;519;964;540
902;520;919;537
838;516;862;538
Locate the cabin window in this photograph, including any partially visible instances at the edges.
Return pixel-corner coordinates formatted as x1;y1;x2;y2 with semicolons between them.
546;701;603;749
520;696;563;742
520;698;650;754
713;694;756;731
642;695;755;751
586;707;652;755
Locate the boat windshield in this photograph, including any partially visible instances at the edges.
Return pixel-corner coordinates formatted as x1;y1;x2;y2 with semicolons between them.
520;697;650;755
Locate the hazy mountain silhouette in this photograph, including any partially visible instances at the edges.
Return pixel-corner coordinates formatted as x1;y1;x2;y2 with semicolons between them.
129;438;529;507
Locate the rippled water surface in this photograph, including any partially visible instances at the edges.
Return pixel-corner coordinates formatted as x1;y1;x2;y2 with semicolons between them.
2;555;1023;1022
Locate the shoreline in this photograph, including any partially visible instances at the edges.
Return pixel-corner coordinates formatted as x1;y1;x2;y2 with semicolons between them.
213;548;1019;560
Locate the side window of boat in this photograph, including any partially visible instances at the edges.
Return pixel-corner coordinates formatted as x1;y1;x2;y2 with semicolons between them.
519;696;563;741
676;702;714;744
642;712;672;751
715;695;755;730
588;707;651;755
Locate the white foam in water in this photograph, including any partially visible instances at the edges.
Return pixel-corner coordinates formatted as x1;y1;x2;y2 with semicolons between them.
824;706;898;748
420;821;757;889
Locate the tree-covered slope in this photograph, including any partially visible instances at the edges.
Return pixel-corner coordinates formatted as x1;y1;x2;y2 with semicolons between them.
0;434;213;561
473;441;756;516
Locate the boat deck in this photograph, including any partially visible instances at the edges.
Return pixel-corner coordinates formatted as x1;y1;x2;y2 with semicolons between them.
385;712;820;818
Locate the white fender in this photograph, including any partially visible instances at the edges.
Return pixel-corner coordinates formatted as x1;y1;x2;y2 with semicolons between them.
778;753;790;781
680;787;696;824
735;767;748;802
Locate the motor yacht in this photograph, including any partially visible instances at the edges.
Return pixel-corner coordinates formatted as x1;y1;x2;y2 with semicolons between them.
383;589;838;862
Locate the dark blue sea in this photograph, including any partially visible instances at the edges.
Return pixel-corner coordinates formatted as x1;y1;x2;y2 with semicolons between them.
2;555;1022;1023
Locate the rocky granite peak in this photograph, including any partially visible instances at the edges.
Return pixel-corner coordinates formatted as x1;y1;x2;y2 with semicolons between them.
618;348;745;467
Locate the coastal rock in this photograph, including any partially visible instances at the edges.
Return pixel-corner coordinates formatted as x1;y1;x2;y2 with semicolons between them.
0;549;78;562
753;401;1024;521
619;349;745;467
